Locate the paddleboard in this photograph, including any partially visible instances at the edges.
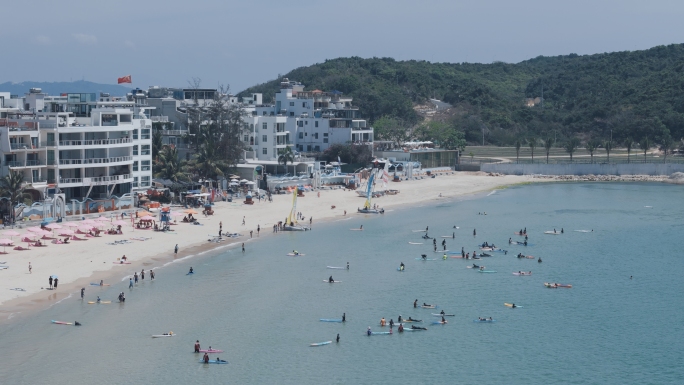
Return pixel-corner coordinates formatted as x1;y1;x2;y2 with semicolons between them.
544;231;560;235
187;272;194;275
433;250;449;253
473;319;496;323
320;319;343;322
152;334;176;338
310;341;332;347
478;270;497;273
431;321;447;325
504;303;523;308
370;331;390;335
349;229;363;231
415;258;437;261
323;280;341;283
397;267;405;271
408;242;423;245
326;266;344;269
89;283;111;286
440;236;452;238
544;283;572;288
512;272;532;276
403;327;427;331
199;360;228;364
431;313;455;317
87;301;111;304
0;266;8;270
199;349;223;353
412;230;427;232
287;253;305;256
450;255;463;259
514;232;527;236
574;230;591;233
401;319;422;323
10;288;26;291
421;305;436;309
51;320;72;325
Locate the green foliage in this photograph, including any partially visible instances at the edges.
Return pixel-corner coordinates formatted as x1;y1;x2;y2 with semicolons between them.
542;137;555;163
528;137;537;160
373;116;409;145
640;137;651;160
414;121;466;151
277;147;295;175
240;46;684;145
0;170;25;223
624;137;634;163
321;144;372;165
564;137;581;161
154;146;188;182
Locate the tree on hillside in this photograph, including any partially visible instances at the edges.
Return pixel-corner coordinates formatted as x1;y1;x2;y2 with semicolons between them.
640;137;650;161
278;147;295;175
564;137;580;161
660;134;675;162
543;137;554;164
586;139;601;163
515;139;522;164
603;140;612;163
528;137;537;162
413;121;466;152
623;138;634;163
373;116;408;147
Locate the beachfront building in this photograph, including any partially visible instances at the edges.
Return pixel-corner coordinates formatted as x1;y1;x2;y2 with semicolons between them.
0;88;152;219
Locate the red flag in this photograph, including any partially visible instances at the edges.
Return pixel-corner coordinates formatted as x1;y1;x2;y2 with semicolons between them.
117;75;132;84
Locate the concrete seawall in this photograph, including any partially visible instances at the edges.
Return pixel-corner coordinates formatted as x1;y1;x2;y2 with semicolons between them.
480;163;684;176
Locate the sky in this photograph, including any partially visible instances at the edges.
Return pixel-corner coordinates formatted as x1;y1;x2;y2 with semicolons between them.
3;0;684;93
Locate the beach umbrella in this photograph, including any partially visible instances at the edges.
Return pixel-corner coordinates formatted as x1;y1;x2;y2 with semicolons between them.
230;178;239;182
112;220;127;226
81;219;96;225
184;209;198;214
58;229;74;236
45;223;62;230
245;181;255;185
140;216;155;221
96;216;110;222
239;179;248;183
3;230;20;238
27;227;43;233
0;238;13;253
51;275;58;279
62;222;80;228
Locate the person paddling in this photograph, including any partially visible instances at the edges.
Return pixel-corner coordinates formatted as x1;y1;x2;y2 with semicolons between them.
328;276;334;283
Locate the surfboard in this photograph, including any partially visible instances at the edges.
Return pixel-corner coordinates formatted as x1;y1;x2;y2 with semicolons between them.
504;303;523;308
87;301;111;304
323;280;341;283
310;341;332;346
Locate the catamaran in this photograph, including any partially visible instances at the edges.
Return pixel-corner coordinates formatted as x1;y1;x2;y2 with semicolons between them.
283;187;310;231
357;172;384;214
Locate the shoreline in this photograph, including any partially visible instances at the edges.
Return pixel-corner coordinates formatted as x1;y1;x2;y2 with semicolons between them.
3;172;670;324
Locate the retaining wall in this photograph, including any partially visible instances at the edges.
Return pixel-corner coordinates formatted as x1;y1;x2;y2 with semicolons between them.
481;163;684;176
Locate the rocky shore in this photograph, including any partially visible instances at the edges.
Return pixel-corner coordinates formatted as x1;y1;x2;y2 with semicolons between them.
529;173;684;183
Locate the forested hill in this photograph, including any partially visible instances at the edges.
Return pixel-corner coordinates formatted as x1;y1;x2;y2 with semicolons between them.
240;44;684;145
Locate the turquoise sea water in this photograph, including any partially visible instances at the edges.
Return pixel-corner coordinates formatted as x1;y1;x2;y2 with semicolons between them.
1;182;683;384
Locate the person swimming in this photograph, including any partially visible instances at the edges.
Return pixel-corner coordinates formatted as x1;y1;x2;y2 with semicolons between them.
342;313;346;322
74;321;81;326
189;267;194;274
538;257;542;263
346;262;349;269
367;327;372;336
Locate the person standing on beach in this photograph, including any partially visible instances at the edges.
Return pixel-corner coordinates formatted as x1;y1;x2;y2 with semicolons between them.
242;243;245;253
28;262;32;274
49;276;53;289
141;269;145;280
129;277;134;288
54;278;58;289
174;244;178;256
81;287;85;299
220;221;222;231
257;225;260;236
250;230;253;238
242;216;245;226
150;270;155;280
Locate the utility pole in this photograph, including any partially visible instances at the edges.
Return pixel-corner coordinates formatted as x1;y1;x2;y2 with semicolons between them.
541;79;544;109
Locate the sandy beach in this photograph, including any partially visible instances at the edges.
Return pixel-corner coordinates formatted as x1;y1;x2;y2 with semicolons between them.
0;172;532;319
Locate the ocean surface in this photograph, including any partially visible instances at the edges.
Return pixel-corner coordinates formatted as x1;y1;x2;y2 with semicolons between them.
1;182;683;384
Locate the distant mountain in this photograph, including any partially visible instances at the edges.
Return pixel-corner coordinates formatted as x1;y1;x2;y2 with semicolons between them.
0;80;133;97
240;44;684;145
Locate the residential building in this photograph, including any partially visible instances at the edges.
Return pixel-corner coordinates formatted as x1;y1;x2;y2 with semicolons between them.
0;88;152;205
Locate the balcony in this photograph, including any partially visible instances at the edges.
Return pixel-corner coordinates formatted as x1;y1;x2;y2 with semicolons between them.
6;160;46;168
58;156;133;166
41;141;56;147
32;178;47;184
58;138;132;147
59;174;132;187
10;143;35;150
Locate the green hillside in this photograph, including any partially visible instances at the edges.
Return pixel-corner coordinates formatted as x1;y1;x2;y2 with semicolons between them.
240;44;684;147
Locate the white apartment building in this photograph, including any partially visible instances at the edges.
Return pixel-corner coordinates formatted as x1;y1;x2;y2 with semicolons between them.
243;79;373;161
0;88;152;203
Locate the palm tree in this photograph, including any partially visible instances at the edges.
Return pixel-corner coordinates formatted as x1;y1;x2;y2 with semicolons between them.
514;139;522;164
603;140;612;163
152;129;163;160
564;137;580;161
154;146;187;182
192;139;228;180
543;137;554;164
528;137;537;162
278;147;295;176
660;135;675;162
586;139;601;163
640;137;650;161
0;170;25;224
624;137;634;163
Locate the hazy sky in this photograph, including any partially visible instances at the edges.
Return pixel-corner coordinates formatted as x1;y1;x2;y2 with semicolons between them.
4;0;683;92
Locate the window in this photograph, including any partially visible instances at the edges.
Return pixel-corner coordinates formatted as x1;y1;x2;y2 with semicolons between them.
302;102;306;108
307;145;312;151
298;132;303;139
289;102;294;106
141;129;150;139
314;145;320;151
262;122;267;130
323;138;328;143
133;146;138;155
141;145;150;155
133;176;139;187
141;160;151;171
289;112;294;117
262;148;268;155
314;133;318;139
323;133;328;137
250;124;254;130
141;176;150;186
263;111;267;115
305;121;308;125
298;121;303;127
133;161;139;171
262;135;267;143
315;121;318;128
132;130;138;140
244;135;249;142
